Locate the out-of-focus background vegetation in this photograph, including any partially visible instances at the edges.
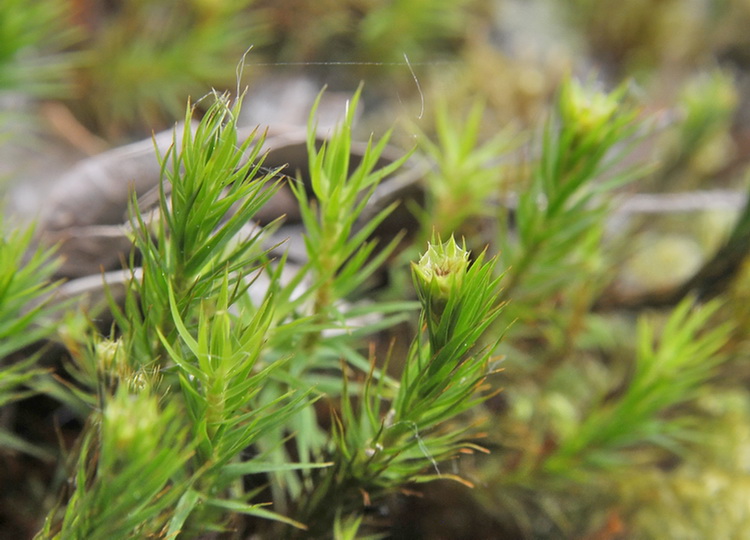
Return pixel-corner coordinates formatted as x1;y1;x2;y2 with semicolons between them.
6;0;750;538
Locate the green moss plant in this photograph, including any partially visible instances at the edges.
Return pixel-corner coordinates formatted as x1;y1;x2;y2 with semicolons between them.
3;70;744;539
28;85;504;539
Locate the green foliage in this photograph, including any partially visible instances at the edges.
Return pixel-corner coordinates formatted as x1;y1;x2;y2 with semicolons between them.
456;79;737;538
655;68;739;188
0;223;61;357
476;301;733;538
0;0;78;154
0;357;53;460
618;389;750;539
0;222;61;458
356;0;475;63
31;86;504;539
123;90;281;360
0;0;77;97
44;386;193;540
392;238;503;453
498;79;641;326
544;298;731;476
250;85;417;511
297;237;503;535
2;9;746;530
292;85;410;310
414;99;515;237
675;69;737;165
41;93;311;538
263;0;477;69
72;0;268;135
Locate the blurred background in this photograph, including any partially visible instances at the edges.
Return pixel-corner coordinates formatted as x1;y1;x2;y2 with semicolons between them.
4;0;750;237
3;0;749;204
5;1;750;538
